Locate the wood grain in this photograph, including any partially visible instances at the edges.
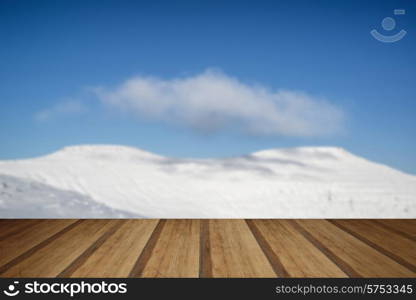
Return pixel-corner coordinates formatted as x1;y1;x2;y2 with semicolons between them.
58;220;125;277
0;219;78;270
246;220;289;277
209;219;276;277
373;219;416;241
199;219;212;278
1;220;119;277
140;220;200;278
251;220;347;277
296;220;415;277
0;220;43;240
1;219;415;278
69;220;158;277
129;220;166;277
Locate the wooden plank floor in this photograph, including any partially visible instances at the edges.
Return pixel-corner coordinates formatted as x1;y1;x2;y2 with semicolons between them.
0;219;415;278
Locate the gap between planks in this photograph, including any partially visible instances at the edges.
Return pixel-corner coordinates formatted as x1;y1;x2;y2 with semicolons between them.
1;219;415;278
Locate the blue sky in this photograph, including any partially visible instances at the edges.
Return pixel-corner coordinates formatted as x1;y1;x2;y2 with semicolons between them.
1;0;415;174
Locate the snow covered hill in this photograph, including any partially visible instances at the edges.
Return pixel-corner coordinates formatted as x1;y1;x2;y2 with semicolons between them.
0;145;415;218
0;174;139;218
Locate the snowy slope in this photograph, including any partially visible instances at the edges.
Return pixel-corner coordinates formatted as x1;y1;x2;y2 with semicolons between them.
0;145;415;218
0;174;139;218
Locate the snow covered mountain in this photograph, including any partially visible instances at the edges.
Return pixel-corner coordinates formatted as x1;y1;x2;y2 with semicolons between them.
0;145;415;218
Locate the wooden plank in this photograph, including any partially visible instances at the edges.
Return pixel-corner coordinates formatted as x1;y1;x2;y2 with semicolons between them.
209;219;276;278
129;220;166;277
0;219;78;269
331;220;416;272
296;220;415;277
250;220;347;277
1;220;120;277
290;220;360;277
58;220;125;277
139;220;200;278
68;220;158;277
373;219;416;241
1;219;415;278
0;219;37;229
199;220;212;278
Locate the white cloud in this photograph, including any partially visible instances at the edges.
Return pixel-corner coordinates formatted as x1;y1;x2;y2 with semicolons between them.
34;100;87;122
95;70;344;137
